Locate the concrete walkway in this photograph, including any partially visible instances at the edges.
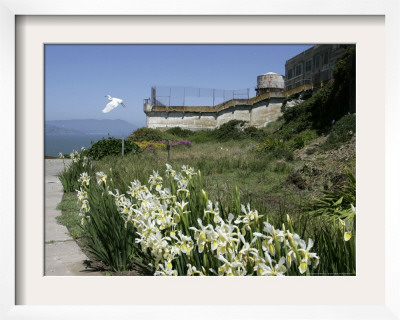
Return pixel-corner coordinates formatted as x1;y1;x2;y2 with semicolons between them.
45;159;104;276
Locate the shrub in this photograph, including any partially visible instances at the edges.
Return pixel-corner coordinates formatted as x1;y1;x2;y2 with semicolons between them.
255;138;294;161
255;138;285;152
190;130;216;143
287;129;318;150
213;120;246;141
136;140;167;151
275;148;294;161
165;127;194;138
169;140;192;148
322;114;356;150
129;127;164;142
243;126;264;140
85;137;141;160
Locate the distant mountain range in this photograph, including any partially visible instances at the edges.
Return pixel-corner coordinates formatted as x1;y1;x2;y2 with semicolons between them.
45;119;137;136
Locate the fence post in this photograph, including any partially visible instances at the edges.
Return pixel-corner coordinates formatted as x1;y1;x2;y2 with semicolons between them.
213;89;215;106
167;140;171;162
122;133;125;156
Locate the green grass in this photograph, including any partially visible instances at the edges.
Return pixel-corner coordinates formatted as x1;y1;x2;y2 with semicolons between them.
94;140;305;218
56;192;84;239
56;192;80;212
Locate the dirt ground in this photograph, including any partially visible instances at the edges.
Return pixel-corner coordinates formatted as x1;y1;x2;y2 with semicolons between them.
286;135;356;196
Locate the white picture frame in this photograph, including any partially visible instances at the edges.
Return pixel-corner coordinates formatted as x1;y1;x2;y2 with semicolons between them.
1;1;399;319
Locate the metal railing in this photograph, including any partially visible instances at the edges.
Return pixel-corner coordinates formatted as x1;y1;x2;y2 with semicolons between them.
151;85;255;107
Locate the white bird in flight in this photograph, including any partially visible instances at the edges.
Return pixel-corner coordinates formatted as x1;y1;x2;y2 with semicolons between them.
102;95;127;113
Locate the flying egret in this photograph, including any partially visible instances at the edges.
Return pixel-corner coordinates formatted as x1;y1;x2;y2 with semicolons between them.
102;95;127;113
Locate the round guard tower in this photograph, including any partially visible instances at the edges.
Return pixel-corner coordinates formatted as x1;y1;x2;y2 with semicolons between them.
255;72;285;96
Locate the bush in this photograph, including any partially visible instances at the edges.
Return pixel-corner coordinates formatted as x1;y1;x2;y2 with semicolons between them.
190;130;216;143
271;147;294;161
136;140;167;151
287;129;318;150
165;127;194;138
85;137;141;160
136;140;192;152
129;127;164;142
243;126;264;140
255;138;294;161
213;120;246;141
322;114;356;150
168;140;192;148
255;138;285;152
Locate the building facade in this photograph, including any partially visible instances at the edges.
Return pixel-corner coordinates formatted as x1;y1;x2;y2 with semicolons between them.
284;44;350;94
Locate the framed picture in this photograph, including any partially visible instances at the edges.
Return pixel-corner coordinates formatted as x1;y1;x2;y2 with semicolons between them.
1;1;399;319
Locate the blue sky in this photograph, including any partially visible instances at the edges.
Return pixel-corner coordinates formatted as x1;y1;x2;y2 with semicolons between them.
45;44;313;128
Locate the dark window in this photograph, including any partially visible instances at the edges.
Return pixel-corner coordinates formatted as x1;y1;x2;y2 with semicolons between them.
305;60;312;72
295;64;302;76
287;68;293;79
315;55;320;69
324;52;329;65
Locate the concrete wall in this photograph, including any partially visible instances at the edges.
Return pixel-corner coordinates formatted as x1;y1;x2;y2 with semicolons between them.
250;101;283;127
146;98;284;130
147;111;217;131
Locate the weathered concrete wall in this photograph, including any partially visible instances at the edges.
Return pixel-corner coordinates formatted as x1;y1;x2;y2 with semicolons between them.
250;101;283;127
147;111;217;131
146;98;284;130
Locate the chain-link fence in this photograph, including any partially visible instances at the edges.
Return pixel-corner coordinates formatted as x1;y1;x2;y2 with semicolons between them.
151;86;255;107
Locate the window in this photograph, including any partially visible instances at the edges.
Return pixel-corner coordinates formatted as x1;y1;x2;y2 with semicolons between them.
324;52;329;65
305;60;312;72
295;63;302;76
287;68;293;79
315;55;320;69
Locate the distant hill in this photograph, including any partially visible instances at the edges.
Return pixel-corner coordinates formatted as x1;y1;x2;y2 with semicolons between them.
45;124;84;134
46;119;137;136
